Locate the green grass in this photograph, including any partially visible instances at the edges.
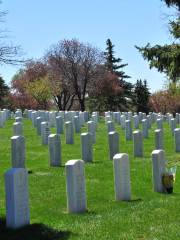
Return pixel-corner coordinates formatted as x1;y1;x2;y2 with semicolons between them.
0;118;180;240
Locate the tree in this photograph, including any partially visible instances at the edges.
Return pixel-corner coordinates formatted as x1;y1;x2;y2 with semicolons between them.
0;2;23;66
103;39;134;111
46;39;103;111
0;75;9;107
88;67;123;112
104;39;130;79
136;0;180;88
134;79;151;113
46;54;76;111
11;61;52;110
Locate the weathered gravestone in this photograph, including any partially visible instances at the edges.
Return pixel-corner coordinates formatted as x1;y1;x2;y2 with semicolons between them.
151;150;166;193
11;136;25;168
5;168;30;229
113;153;131;201
48;134;61;166
65;160;87;213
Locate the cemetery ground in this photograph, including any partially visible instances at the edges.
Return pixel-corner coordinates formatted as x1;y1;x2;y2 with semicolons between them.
0;118;180;240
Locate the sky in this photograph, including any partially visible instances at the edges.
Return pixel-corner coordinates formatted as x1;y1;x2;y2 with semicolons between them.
0;0;175;92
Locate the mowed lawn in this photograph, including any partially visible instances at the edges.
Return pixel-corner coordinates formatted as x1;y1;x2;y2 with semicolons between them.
0;118;180;240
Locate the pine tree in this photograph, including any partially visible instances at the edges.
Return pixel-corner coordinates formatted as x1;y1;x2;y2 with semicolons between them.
136;0;180;87
0;76;9;107
104;39;133;111
134;79;151;113
104;39;130;80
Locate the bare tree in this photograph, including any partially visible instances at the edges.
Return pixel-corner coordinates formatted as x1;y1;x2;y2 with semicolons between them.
46;39;104;111
0;2;24;66
47;55;76;111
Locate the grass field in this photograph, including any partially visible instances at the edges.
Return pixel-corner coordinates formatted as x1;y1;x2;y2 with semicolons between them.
0;118;180;240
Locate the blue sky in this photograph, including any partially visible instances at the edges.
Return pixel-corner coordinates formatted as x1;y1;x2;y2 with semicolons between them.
0;0;175;92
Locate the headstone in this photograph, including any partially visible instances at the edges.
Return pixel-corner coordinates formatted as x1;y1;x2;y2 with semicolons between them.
174;128;180;152
74;116;81;133
113;153;131;201
156;118;163;130
120;115;126;130
13;122;23;136
87;121;96;144
133;130;143;157
142;119;148;138
151;150;166;193
11;136;25;168
108;131;120;160
15;117;22;123
125;120;132;140
65;160;86;213
133;115;139;129
41;122;50;145
48;134;61;166
36;117;43;135
56;116;64;134
155;129;164;150
170;118;176;136
65;121;74;144
81;133;93;163
107;121;115;133
5;168;30;229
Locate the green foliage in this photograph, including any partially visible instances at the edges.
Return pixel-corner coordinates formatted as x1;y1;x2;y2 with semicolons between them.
137;0;180;85
134;79;151;113
163;0;180;9
0;76;9;108
104;39;130;80
97;39;134;111
136;43;180;82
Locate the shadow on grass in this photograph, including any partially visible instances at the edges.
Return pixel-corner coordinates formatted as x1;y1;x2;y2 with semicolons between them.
0;218;72;240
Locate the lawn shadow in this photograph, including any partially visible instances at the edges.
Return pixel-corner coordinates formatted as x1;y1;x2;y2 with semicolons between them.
0;218;72;240
129;198;142;203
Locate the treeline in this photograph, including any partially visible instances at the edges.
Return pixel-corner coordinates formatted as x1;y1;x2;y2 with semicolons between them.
1;39;152;113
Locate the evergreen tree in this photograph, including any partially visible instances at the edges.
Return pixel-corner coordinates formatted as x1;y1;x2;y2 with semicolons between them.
104;39;130;80
104;39;134;111
134;79;151;113
136;0;180;88
0;76;9;107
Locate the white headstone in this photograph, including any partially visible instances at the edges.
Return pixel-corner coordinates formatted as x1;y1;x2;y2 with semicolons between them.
65;160;87;213
48;134;61;166
81;133;93;162
11;136;25;168
113;153;131;201
5;168;30;229
133;130;143;157
151;150;166;193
